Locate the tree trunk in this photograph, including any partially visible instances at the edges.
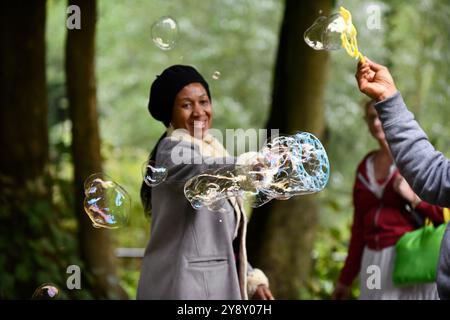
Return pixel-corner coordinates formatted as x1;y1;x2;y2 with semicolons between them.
0;0;48;184
65;0;126;299
0;0;50;298
247;0;331;299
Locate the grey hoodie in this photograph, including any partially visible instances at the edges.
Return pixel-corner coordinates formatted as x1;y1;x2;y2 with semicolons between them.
375;92;450;299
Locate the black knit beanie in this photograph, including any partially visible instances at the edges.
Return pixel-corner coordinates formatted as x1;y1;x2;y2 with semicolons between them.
148;65;211;127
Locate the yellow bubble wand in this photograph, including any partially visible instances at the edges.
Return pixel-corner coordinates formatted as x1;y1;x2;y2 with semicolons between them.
339;6;365;63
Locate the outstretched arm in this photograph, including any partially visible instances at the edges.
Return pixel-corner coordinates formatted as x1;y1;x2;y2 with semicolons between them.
355;58;450;207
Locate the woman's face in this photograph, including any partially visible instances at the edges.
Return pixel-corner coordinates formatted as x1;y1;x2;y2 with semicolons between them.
365;102;386;142
171;82;212;137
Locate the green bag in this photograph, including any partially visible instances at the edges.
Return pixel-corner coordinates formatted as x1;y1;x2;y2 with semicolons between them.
393;221;448;286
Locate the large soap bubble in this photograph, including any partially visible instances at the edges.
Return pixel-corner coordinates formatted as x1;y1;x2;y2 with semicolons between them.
151;16;179;50
83;173;131;229
184;132;329;211
304;14;345;51
304;6;364;61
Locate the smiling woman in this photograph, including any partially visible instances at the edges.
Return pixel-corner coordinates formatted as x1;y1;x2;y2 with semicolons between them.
171;82;212;137
138;65;274;300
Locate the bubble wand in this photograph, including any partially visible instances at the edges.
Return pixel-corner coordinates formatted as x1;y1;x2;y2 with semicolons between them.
339;6;365;63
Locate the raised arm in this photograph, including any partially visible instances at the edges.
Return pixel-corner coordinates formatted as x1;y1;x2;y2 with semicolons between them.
355;58;450;207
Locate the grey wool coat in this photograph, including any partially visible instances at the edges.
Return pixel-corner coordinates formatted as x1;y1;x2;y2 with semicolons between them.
137;135;263;300
375;92;450;299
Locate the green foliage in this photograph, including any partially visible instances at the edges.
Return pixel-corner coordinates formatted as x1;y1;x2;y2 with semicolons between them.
0;173;91;299
299;228;359;299
117;260;142;299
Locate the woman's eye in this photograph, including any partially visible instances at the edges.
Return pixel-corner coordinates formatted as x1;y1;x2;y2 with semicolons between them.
182;104;191;109
200;100;209;106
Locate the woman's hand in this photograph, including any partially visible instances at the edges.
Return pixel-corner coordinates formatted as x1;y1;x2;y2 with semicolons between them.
251;285;274;300
355;57;398;102
393;175;421;208
331;282;351;300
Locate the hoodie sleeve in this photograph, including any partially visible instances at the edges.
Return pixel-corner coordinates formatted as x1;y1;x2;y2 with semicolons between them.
375;92;450;207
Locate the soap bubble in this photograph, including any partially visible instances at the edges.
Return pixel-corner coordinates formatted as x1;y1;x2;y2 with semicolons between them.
304;6;364;61
212;71;221;80
83;173;131;229
142;160;168;187
151;16;179;50
304;13;346;51
184;132;329;211
32;283;59;300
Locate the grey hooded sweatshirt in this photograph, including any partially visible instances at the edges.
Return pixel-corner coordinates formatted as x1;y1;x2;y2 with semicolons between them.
375;92;450;299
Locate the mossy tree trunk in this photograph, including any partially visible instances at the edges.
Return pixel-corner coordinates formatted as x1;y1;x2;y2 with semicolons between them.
0;0;52;298
65;0;126;299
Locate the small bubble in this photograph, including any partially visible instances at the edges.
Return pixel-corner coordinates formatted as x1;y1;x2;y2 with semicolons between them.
212;71;221;80
192;199;203;209
142;160;168;187
32;283;59;300
151;16;179;50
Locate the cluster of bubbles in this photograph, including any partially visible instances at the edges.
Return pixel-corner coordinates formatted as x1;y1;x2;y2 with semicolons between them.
32;283;59;300
184;132;329;211
151;16;179;50
142;160;168;187
83;173;131;229
303;13;349;51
